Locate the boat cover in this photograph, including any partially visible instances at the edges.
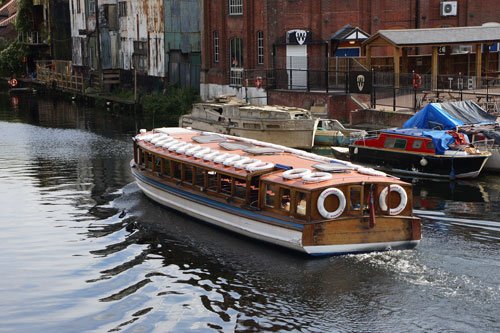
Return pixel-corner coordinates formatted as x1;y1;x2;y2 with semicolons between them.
385;128;466;155
403;101;497;130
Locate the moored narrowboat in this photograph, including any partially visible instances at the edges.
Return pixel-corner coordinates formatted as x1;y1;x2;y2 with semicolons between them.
131;127;421;256
349;128;491;179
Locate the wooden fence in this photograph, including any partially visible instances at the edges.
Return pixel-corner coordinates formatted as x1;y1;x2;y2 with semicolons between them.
36;60;84;93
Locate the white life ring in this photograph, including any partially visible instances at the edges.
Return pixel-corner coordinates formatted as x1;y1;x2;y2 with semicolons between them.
157;136;174;146
176;143;195;154
223;155;250;166
168;142;188;151
162;140;179;149
213;153;233;163
193;147;212;158
153;137;170;146
379;184;408;215
282;168;311;180
246;161;274;172
201;150;220;161
317;188;346;219
302;172;332;183
185;145;203;156
234;159;260;169
144;133;162;142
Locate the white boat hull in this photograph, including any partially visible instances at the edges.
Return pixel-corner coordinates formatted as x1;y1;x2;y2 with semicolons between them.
133;168;419;256
484;147;500;171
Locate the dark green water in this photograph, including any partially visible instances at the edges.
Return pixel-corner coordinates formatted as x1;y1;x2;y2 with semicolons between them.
1;93;499;332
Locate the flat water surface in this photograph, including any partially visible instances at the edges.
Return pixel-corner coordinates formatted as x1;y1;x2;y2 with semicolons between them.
1;94;499;332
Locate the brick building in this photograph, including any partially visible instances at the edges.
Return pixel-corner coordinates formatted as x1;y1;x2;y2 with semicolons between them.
200;0;500;111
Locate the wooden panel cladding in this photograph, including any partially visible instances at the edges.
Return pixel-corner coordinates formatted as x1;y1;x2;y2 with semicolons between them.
314;218;415;246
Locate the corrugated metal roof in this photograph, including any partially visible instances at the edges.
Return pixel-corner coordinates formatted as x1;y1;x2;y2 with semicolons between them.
364;25;500;46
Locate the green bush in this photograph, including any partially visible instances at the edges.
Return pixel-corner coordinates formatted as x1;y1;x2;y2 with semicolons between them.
0;41;26;77
142;85;200;127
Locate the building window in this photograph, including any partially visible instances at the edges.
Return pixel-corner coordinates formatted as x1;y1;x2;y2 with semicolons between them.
77;0;81;14
88;0;96;16
213;31;219;63
118;1;127;17
230;37;243;86
229;0;243;15
257;31;264;65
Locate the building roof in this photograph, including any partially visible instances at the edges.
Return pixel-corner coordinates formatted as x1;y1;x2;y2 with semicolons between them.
363;25;500;47
331;24;370;42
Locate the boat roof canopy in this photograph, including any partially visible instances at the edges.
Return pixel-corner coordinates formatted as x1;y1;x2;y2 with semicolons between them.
403;100;498;130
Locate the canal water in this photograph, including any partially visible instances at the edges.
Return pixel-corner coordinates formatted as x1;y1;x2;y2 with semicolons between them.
1;92;499;332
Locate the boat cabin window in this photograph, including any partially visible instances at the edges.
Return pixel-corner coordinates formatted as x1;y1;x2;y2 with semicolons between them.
207;171;218;192
412;140;423;150
220;174;232;195
162;158;171;177
154;156;161;172
184;165;193;184
172;161;181;180
194;167;204;188
384;137;407;149
279;188;291;211
267;124;280;129
349;186;362;211
243;123;261;129
264;183;276;207
426;141;435;150
146;153;153;170
295;191;307;215
234;178;247;200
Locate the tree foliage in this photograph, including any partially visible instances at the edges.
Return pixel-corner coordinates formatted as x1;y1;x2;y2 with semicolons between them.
142;85;201;127
0;41;26;77
14;0;33;35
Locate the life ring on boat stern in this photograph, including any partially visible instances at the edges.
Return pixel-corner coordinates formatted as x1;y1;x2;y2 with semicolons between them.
413;74;422;89
379;184;408;215
317;188;346;219
9;78;18;87
282;168;312;180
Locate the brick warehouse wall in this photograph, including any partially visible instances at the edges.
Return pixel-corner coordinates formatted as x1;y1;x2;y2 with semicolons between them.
203;0;500;77
202;0;500;106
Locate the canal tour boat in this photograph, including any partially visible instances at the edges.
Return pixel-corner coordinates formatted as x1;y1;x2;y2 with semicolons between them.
349;128;491;179
131;127;421;256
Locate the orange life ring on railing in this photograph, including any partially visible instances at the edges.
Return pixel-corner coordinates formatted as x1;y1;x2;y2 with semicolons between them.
9;79;18;87
413;74;422;89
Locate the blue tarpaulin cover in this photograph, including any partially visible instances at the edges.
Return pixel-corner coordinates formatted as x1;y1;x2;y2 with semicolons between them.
384;128;468;155
403;101;497;130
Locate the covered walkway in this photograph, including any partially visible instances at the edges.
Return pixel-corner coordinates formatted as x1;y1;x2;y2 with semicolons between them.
363;25;500;89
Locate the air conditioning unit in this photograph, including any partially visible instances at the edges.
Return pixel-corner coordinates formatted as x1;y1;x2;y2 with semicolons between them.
440;1;457;16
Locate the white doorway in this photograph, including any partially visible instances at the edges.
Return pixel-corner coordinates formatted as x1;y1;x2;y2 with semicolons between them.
286;45;307;90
